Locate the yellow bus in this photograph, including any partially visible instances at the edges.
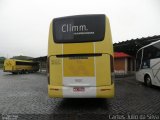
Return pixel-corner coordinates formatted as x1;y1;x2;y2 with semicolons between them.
48;14;114;98
4;59;39;74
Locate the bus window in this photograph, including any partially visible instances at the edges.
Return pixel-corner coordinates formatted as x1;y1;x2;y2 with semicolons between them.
53;15;105;43
156;51;160;58
153;42;160;58
142;47;152;69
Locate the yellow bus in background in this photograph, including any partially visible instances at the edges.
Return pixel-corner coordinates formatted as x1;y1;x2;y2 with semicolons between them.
48;14;114;98
4;59;39;74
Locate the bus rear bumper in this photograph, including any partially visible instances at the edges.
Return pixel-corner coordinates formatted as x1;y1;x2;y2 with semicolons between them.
48;84;114;98
3;70;13;72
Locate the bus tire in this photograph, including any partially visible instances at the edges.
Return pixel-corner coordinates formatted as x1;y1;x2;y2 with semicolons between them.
144;75;152;87
24;70;27;74
12;72;17;74
20;70;23;74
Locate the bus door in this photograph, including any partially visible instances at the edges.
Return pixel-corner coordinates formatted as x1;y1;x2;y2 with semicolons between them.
136;49;144;81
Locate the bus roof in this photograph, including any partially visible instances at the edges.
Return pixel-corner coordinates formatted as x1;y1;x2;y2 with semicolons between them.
6;59;34;62
137;39;160;52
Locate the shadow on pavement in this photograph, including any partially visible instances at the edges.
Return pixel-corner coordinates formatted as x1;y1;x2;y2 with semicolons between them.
57;98;110;111
137;82;160;91
150;85;160;91
2;71;46;76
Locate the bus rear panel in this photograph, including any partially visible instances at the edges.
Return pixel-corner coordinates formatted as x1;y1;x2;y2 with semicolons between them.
3;59;15;72
48;14;114;98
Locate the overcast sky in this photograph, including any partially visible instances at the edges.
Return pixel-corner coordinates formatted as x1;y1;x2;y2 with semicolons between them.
0;0;160;58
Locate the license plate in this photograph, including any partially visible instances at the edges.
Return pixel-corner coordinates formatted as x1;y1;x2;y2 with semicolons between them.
73;87;85;92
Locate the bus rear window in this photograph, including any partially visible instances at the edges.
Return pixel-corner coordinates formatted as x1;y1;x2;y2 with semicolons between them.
52;14;105;43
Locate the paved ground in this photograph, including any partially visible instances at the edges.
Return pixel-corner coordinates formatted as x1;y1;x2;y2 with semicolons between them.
0;70;160;120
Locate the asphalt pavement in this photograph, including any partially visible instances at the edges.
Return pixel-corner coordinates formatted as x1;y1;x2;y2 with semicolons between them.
0;70;160;120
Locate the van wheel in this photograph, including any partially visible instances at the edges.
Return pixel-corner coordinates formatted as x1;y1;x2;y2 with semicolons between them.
144;75;152;87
